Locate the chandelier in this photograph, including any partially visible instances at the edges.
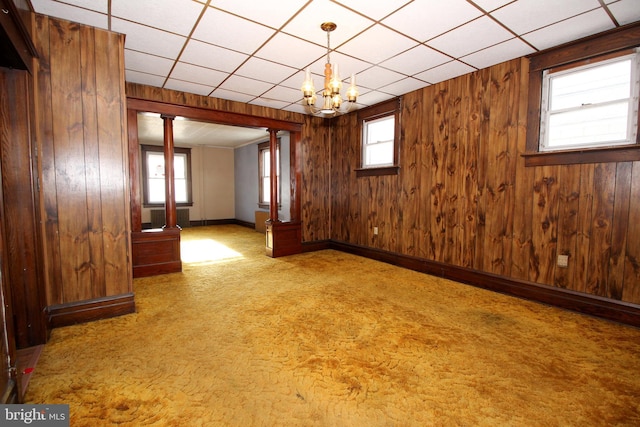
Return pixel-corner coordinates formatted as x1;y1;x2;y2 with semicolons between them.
301;22;358;116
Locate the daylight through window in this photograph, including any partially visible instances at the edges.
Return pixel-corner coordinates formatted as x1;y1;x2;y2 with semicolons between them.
540;50;639;151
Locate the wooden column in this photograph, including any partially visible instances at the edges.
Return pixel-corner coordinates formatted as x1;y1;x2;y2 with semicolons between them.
162;115;178;229
267;128;280;223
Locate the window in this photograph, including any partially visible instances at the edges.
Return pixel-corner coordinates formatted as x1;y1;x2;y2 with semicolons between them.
540;51;639;151
357;98;401;177
363;115;395;167
258;140;279;208
524;24;640;166
141;145;193;207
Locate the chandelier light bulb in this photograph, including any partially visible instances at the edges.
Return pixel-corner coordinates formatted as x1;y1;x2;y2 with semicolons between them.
301;22;358;117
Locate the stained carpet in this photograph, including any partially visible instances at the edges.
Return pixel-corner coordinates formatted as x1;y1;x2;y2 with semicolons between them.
25;225;640;426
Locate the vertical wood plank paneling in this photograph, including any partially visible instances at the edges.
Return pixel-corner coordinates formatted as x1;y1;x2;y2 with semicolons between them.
79;25;105;297
431;83;449;262
511;58;534;280
531;165;559;284
35;15;132;308
446;77;463;264
484;62;514;275
608;162;632;300
587;163;616;297
34;15;63;306
48;19;92;302
302;116;331;242
94;26;130;296
419;86;435;259
398;92;422;256
623;162;640;304
575;163;595;293
555;165;580;289
462;73;480;268
473;68;491;271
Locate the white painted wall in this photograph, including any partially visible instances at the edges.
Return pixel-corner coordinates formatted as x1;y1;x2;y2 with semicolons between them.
140;145;235;224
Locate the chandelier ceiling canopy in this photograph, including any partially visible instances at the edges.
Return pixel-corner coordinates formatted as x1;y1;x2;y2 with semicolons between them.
301;22;358;117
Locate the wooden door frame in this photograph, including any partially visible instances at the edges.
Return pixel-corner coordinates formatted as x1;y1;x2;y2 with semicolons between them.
126;97;304;259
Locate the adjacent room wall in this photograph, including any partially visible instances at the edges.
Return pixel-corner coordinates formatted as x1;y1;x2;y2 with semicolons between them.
234;134;291;225
138;144;235;225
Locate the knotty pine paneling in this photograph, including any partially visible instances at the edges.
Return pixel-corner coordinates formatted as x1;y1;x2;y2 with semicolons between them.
328;57;640;306
33;15;132;306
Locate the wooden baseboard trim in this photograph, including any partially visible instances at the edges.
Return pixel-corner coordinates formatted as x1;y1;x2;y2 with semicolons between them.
47;293;135;329
330;240;640;328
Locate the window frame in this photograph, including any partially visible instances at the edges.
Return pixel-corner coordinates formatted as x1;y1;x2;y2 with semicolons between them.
258;139;280;209
141;144;193;208
524;22;640;167
356;98;401;177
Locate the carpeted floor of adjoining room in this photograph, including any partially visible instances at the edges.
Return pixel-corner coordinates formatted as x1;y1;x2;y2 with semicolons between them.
25;225;640;426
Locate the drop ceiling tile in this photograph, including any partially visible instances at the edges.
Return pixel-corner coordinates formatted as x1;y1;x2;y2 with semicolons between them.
355;66;406;90
379;77;430;96
490;0;601;35
380;45;451;76
282;102;307;115
251;97;290;110
209;88;256;103
164;79;214;96
192;7;276;54
338;24;418;65
281;0;373;47
261;85;303;103
179;40;248;73
31;0;108;29
461;38;535;69
472;0;515;12
212;0;306;29
356;90;395;106
170;63;229;87
112;18;186;59
124;50;174;76
125;70;166;87
332;0;412;21
522;9;614;50
428;16;514;59
382;0;483;42
254;32;327;70
111;0;204;36
414;60;476;84
218;75;274;97
235;58;297;84
609;0;640;25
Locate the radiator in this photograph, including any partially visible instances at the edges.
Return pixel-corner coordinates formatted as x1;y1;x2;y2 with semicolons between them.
150;209;190;228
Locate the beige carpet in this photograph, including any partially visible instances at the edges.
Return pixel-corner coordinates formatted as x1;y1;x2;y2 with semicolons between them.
25;225;640;426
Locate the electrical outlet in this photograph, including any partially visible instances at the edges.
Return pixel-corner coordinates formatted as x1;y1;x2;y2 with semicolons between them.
557;254;569;268
373;227;378;235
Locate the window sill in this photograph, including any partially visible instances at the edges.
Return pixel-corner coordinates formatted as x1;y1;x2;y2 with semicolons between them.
143;203;194;208
522;145;640;167
355;166;400;177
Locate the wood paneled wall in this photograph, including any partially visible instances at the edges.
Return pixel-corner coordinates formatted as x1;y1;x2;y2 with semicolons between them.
33;15;132;309
328;57;640;306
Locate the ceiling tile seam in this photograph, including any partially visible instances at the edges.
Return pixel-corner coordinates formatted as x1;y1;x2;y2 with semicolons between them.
466;0;538;53
204;1;315;100
597;0;620;27
160;0;211;89
331;0;412;25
